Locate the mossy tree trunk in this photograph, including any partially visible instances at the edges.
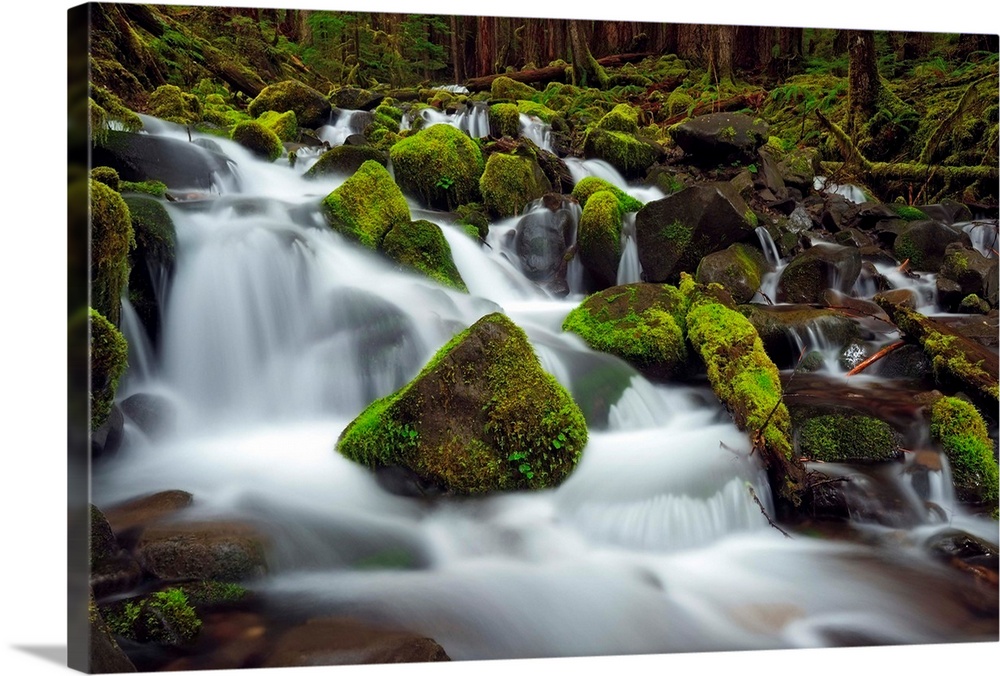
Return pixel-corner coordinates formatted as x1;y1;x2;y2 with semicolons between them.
847;30;880;139
568;20;607;89
708;25;736;88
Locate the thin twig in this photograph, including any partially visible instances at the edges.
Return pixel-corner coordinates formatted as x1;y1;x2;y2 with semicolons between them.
748;485;791;538
846;340;906;376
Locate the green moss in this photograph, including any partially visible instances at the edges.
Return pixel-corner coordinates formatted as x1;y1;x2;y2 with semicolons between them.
744;209;759;227
371;102;403;134
893;230;923;268
105;588;202;645
230;120;284;162
256;110;298;142
91;166;120;191
563;284;688;379
89;308;128;431
389;124;485;210
119;180;169;198
516;101;558;124
246;79;331;128
570;176;643;212
665;90;695;117
489;103;520;138
338;313;587;493
583;128;660;178
382;219;468;291
304;145;387;180
90;84;142;145
182;581;249;605
321;160;411;249
958;294;990;314
888;203;927;222
90;179;135;327
123;194;176;266
596;104;640;134
686;292;793;460
491;76;538;102
148;84;202;125
798;415;899;462
455;203;490;240
577;190;624;285
930;397;999;506
479;152;550;218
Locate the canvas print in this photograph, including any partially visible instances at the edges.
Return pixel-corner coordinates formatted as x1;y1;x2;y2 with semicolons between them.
68;2;999;673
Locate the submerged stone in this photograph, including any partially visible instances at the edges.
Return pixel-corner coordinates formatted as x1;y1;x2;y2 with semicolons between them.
337;313;588;494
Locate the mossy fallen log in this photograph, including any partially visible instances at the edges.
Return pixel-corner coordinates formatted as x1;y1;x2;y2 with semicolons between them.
682;277;808;514
875;295;999;413
464;52;653;91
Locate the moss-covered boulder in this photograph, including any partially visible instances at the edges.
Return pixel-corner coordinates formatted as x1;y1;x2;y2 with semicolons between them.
329;86;381;111
670;112;769;164
893;220;970;272
577;190;624;289
635;182;757;283
583;127;661;180
91;179;135;327
337;313;588;493
231;120;284;161
247;79;332;129
489;103;520;138
684;282;805;508
148;84;202;125
91;166;120;191
929;396;998;507
389;124;485;211
382;219;467;292
321;160;411;249
939;243;998;308
796;414;901;463
479;152;552;219
90;308;128;431
256;109;299;142
696;243;768;304
776;242;862;304
517;100;559;124
490;76;538;102
123;194;176;346
570;176;643;212
304;144;388;180
563;283;688;380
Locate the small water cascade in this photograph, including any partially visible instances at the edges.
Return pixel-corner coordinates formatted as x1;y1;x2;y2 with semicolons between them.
519;113;554;152
617;212;642;285
960;219;999;258
412;105;490;138
91;114;998;667
814;176;868;204
316;108;368;147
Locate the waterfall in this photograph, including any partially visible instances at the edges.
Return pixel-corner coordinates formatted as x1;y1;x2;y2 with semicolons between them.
90;115;999;665
519;113;554;152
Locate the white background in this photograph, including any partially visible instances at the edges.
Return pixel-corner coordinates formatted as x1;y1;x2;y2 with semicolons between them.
1;1;997;674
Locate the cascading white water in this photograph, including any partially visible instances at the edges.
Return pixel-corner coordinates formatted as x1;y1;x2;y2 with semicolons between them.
814;176;868;204
617;212;642;285
94;117;997;662
960;219;999;258
519;113;554;152
415;106;490;138
317;108;368;147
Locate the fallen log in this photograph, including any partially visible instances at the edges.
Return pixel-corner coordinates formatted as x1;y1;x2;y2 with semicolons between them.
464;52;654;92
875;295;999;412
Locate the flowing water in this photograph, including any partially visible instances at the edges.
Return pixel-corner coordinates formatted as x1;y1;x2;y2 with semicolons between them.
93;119;998;663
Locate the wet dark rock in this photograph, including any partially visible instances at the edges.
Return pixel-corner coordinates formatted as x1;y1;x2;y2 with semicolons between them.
776;243;862;304
915;200;974;225
90;505;143;600
852;202;902;231
819;193;855;232
925;529;999;569
304;145;388;179
92;404;125;460
90;591;138;673
513;195;576;295
93;130;237;191
752;148;785;195
636;182;757;283
939;242;998;307
123;194;176;348
695;243;768;304
261;618;449;668
330;87;383;111
936;276;966;312
104;490;195;534
741;304;862;369
867;343;932;380
120;392;178;441
670;112;768;164
893;220;971;271
136;521;269;582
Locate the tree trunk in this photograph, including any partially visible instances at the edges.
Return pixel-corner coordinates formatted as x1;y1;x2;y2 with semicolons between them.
847;30;880;138
568;20;606;88
709;25;736;86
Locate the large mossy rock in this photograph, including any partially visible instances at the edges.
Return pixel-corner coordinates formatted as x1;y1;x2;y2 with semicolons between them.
796;414;901;463
91;180;135;327
695;243;768;305
490;75;539;102
321;160;411;249
577;190;625;289
893;220;970;272
562;283;688;380
571;176;643;212
389;124;485;210
382;219;467;292
337;313;588;494
489;102;520;138
231;120;284;162
90;308;128;432
304;144;388;180
479;152;552;219
583;129;661;180
939;243;998;308
148;84;202;125
256;110;299;142
635;183;757;283
670;112;769;164
930;396;998;508
247;79;332;129
776;242;862;304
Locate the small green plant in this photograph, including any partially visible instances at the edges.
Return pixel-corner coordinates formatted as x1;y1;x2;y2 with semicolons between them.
508;450;534;479
747;163;758;174
435;176;455;190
